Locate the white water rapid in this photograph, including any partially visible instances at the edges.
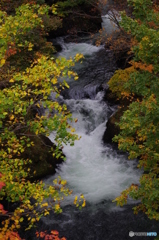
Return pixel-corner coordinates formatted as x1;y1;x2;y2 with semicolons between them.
45;40;141;206
57;38;104;59
101;10;121;35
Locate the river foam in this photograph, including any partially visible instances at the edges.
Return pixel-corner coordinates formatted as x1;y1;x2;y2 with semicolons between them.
44;41;141;206
47;93;141;204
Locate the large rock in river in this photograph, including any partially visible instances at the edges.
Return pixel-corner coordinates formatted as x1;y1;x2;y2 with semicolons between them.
23;135;64;181
103;92;129;144
103;108;120;144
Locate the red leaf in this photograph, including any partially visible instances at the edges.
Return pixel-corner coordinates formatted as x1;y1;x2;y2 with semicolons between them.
0;204;8;214
0;204;4;210
45;235;54;240
0;181;5;190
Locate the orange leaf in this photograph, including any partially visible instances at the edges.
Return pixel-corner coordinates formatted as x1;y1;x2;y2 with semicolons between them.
36;231;39;237
40;232;46;238
51;230;59;236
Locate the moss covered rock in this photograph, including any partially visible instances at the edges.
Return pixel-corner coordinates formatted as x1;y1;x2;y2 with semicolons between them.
23;135;64;181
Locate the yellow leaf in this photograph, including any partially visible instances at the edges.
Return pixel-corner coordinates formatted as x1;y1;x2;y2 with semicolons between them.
52;78;57;84
74;196;78;205
41;202;48;207
19;217;24;222
80;194;84;199
18;43;23;47
19;209;24;213
71;128;75;132
9;79;14;83
10;115;14;120
82;200;86;207
31;218;35;223
0;58;5;66
53;179;57;184
64;81;69;88
61;180;67;185
28;42;34;51
55;204;60;211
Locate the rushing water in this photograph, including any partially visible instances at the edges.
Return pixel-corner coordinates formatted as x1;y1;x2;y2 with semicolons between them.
36;40;154;240
21;37;159;240
32;40;159;240
48;96;141;205
46;39;141;204
18;2;159;239
101;10;119;35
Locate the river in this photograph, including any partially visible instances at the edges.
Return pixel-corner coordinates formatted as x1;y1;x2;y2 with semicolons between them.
35;39;158;240
21;12;159;240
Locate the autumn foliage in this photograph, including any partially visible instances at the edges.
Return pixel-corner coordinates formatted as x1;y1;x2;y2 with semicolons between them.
0;1;85;239
109;0;159;221
36;230;66;240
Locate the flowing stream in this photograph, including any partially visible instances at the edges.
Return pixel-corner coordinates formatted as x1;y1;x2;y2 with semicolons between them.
47;39;141;203
20;2;159;238
35;40;158;240
21;33;159;240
